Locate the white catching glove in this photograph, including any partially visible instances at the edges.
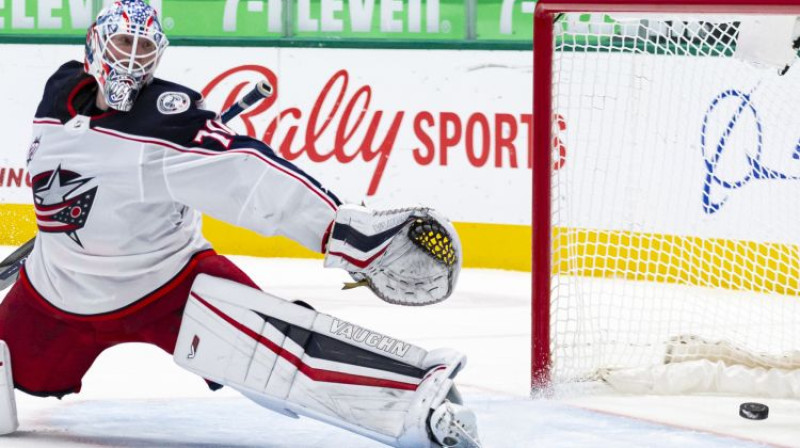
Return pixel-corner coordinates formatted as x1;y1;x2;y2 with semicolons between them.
323;204;462;306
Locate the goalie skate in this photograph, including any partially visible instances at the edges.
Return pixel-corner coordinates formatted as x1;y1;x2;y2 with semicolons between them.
429;400;481;448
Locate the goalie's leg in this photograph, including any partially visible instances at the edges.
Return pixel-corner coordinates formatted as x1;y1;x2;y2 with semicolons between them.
0;341;18;435
173;274;481;448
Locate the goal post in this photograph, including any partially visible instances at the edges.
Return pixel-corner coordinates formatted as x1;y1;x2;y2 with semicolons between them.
533;0;800;395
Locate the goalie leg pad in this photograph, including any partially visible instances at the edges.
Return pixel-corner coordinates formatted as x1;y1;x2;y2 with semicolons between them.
174;274;469;447
0;340;19;435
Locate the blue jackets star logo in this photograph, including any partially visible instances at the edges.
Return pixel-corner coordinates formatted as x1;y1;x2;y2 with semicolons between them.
32;165;98;247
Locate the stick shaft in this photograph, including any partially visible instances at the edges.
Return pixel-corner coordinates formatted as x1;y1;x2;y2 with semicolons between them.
219;79;273;124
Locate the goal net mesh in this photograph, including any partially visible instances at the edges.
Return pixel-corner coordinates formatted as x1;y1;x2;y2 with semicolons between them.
549;12;800;389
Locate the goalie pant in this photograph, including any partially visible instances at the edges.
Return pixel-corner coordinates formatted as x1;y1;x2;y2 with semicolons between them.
174;274;466;448
0;250;255;396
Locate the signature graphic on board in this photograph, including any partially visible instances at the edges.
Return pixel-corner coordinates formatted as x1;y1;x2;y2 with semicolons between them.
701;89;800;214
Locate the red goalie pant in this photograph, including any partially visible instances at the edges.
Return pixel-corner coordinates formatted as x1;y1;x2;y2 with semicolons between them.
0;250;259;398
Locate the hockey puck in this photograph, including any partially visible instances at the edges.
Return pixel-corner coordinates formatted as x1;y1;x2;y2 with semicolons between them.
739;402;769;420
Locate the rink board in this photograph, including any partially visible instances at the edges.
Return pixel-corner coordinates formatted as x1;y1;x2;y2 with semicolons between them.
1;45;799;279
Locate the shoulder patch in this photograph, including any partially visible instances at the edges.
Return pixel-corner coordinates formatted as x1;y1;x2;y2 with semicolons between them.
157;91;191;115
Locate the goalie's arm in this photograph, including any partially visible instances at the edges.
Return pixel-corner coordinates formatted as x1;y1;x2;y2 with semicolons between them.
159;130;340;253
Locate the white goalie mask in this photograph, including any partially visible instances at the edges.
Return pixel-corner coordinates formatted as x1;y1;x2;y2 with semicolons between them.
84;0;169;112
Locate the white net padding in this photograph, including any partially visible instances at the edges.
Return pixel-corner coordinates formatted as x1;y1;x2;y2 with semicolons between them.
549;12;800;395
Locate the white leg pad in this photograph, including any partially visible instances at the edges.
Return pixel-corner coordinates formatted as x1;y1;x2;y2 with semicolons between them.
174;274;468;447
0;340;19;435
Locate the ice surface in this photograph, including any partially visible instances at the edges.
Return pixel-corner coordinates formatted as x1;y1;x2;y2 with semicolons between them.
0;249;795;447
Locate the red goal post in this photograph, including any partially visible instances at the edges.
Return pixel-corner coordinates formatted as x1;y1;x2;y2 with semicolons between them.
533;0;800;392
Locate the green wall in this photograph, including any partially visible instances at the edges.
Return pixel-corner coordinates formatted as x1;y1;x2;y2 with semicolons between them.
0;0;535;49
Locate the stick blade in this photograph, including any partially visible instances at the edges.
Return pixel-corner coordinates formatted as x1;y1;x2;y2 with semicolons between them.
0;238;35;291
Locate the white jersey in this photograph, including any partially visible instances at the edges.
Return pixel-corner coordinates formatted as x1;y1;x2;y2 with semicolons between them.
23;61;340;315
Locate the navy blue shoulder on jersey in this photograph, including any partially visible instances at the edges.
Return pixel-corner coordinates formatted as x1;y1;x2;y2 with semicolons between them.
122;83;341;207
33;59;213;139
93;77;216;144
35;60;93;121
33;60;341;208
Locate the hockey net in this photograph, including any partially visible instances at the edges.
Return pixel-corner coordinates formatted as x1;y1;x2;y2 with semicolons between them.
533;1;800;397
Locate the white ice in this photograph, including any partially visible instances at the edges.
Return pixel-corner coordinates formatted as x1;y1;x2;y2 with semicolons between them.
0;248;797;448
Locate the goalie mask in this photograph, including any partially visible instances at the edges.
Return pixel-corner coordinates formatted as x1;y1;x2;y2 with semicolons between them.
84;0;168;112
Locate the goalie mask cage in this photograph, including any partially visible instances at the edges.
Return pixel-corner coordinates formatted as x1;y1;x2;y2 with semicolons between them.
533;0;800;394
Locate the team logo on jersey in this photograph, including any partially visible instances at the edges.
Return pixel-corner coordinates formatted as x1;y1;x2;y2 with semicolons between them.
157;91;191;115
32;165;98;247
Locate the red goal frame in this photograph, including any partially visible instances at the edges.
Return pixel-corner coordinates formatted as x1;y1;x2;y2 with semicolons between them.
532;0;800;390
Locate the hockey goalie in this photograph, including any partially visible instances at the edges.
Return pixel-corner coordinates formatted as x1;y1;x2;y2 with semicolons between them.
0;1;480;447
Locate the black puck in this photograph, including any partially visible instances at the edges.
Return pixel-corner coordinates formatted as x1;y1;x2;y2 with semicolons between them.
739;402;769;420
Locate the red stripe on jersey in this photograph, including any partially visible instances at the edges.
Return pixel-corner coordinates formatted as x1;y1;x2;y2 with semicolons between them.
33;118;62;125
64;77;118;120
36;208;66;218
92;110;119;121
36;222;79;232
66;78;95;118
191;292;420;391
91;126;338;212
21;249;217;322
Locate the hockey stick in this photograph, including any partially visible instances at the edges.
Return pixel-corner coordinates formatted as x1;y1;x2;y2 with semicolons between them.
0;239;34;291
0;79;274;292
